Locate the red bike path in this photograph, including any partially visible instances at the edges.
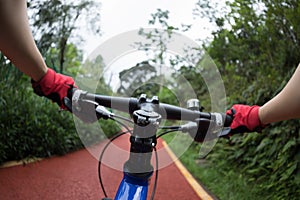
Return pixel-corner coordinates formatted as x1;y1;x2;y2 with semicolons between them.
0;134;215;200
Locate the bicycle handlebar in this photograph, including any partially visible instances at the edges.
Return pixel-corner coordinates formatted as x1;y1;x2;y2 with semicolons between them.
68;89;232;127
68;89;233;200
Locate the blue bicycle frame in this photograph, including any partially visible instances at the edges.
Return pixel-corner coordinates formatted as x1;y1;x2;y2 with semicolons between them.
114;171;152;200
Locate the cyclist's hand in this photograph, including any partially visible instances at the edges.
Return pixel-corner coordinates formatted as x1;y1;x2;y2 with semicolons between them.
31;68;77;109
226;104;265;134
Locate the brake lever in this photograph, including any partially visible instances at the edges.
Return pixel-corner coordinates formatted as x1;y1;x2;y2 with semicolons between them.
95;105;114;120
180;112;232;142
63;96;99;123
180;118;211;142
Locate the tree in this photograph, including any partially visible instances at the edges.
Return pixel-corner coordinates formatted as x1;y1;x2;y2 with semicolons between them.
117;61;158;97
28;0;101;73
136;9;192;68
74;54;112;96
45;43;83;76
195;0;300;198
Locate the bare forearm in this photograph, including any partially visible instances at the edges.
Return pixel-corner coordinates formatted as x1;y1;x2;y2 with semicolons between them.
0;0;47;81
259;64;300;124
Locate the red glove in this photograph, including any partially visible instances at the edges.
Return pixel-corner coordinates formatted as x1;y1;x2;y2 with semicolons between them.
31;68;77;109
226;104;264;134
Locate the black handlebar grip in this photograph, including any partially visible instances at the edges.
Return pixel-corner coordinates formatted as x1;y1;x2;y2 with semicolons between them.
67;87;77;99
224;114;233;127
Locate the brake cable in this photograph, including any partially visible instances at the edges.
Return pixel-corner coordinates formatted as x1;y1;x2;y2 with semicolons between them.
98;129;130;198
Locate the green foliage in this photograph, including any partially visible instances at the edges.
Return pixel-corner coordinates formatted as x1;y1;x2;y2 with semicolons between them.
139;1;300;198
0;58;120;164
0;64;81;164
175;65;210;109
46;43;83;76
136;9;191;66
28;0;101;73
199;0;300;198
72;55;122;141
0;1;120;166
117;61;158;97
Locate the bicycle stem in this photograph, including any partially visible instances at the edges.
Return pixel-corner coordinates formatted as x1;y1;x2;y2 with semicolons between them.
114;94;162;200
123;94;161;175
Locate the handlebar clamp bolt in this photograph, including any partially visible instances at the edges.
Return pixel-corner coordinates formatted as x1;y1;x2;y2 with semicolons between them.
151;96;159;104
138;94;147;103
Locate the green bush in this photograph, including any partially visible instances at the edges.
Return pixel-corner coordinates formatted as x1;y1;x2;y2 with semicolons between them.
0;65;120;164
0;73;80;163
206;125;300;199
200;0;300;197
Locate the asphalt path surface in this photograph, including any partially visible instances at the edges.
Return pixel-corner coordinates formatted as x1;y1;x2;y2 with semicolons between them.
0;134;207;200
